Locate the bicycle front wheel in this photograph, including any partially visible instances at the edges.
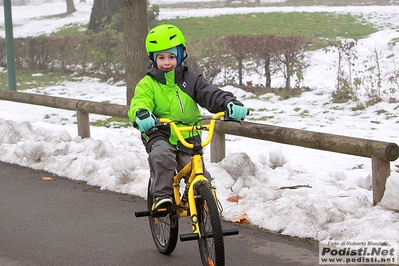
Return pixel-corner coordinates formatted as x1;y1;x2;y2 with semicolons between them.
195;184;225;266
147;181;179;255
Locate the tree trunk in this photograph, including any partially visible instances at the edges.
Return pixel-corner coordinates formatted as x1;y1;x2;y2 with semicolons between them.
264;55;271;88
285;53;291;90
238;56;244;86
66;0;76;14
121;0;148;105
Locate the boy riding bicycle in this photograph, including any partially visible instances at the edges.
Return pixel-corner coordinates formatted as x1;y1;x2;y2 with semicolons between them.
128;24;248;210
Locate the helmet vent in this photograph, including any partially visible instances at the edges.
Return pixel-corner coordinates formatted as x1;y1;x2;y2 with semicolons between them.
150;40;157;44
170;34;177;40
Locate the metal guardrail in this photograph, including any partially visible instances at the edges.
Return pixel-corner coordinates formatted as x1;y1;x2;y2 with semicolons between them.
1;89;398;205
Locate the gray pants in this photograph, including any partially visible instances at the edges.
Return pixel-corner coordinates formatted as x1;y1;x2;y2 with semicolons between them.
149;140;210;197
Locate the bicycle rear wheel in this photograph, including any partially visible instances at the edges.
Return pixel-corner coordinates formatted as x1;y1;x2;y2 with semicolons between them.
147;181;179;255
195;184;225;266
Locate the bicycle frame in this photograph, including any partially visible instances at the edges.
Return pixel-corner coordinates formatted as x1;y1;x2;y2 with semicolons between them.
159;111;225;237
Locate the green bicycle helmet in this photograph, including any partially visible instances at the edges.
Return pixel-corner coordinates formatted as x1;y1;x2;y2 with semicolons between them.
145;24;186;55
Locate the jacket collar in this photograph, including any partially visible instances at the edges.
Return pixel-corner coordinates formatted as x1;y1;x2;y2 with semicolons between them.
146;63;187;85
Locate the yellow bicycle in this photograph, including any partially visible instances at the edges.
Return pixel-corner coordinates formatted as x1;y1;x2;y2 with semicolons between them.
135;111;239;266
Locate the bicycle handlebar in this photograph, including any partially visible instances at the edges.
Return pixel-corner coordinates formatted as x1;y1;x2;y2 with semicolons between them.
159;111;225;149
134;111;247;149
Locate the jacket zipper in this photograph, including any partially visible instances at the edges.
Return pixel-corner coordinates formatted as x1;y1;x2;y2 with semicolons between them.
176;91;184;113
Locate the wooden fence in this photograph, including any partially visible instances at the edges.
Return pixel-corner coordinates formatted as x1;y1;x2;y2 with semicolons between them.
1;89;398;205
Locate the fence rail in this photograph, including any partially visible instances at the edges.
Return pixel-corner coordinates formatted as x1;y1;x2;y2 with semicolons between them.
1;89;398;205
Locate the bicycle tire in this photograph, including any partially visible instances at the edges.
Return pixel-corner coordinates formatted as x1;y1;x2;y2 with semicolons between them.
195;184;225;266
147;181;179;255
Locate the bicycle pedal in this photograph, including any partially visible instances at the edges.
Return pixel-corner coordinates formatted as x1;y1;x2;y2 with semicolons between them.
135;210;151;217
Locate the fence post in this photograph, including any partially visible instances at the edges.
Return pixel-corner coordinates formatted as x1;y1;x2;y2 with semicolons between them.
76;109;90;138
210;130;225;163
3;0;17;91
371;155;390;205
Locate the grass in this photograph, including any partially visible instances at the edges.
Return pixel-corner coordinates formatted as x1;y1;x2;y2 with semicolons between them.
0;71;77;91
50;24;86;36
163;12;377;50
90;117;132;128
0;3;380;97
158;0;397;8
282;0;395;6
300;110;310;117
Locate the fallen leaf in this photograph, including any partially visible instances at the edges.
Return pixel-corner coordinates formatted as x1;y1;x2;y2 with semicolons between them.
231;213;250;224
348;187;356;190
41;176;53;181
227;194;242;203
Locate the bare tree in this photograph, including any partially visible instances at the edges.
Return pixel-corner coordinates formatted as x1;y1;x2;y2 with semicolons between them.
66;0;76;14
251;34;277;88
88;0;121;33
121;0;148;104
273;36;311;90
224;35;253;86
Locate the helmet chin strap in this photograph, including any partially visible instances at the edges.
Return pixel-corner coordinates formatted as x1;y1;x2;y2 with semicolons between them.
149;53;156;66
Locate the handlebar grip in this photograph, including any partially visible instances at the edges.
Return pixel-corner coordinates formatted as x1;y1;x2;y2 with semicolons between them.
133;118;161;128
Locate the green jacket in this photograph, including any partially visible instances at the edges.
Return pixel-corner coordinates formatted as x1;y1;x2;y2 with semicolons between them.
128;63;236;153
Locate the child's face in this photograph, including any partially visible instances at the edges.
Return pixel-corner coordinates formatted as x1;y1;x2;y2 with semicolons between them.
156;52;177;72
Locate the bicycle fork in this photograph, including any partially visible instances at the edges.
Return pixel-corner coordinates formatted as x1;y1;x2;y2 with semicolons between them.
180;177;239;242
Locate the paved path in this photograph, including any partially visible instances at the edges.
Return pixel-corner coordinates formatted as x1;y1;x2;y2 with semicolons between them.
0;161;320;265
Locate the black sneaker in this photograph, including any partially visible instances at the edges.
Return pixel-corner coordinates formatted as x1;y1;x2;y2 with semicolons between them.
154;196;173;209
